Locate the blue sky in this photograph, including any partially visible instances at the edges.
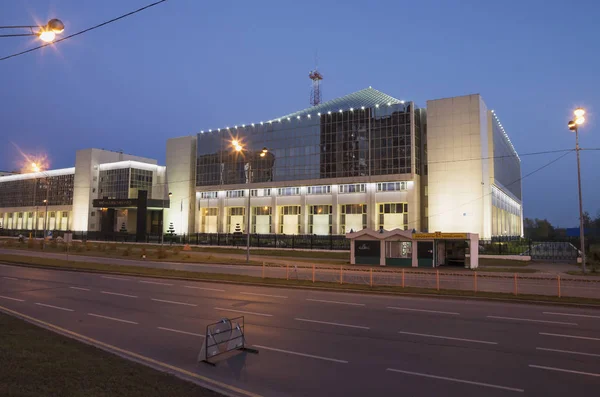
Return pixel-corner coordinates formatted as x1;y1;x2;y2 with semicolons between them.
1;0;599;227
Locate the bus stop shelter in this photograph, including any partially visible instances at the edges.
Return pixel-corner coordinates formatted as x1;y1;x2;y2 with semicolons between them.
346;229;479;269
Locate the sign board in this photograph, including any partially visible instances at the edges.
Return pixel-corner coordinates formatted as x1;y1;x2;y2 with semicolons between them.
92;198;138;208
412;232;468;240
354;240;381;257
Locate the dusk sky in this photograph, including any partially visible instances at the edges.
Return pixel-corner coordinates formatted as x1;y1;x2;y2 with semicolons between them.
1;0;599;227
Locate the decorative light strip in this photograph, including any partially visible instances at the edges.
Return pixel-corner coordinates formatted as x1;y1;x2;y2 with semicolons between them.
98;160;164;172
0;167;75;182
198;102;408;135
490;109;520;160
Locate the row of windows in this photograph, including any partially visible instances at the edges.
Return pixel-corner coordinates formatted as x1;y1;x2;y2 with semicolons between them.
200;203;407;216
377;182;407;192
1;211;69;219
339;183;365;193
0;175;75;208
307;185;331;195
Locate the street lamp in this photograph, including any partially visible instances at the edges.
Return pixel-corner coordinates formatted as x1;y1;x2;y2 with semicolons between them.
568;107;587;273
161;192;172;245
0;19;65;42
231;140;269;263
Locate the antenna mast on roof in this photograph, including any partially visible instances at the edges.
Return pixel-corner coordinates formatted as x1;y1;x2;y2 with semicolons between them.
309;52;323;106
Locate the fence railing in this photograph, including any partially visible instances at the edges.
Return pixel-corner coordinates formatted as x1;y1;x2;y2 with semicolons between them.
260;263;600;300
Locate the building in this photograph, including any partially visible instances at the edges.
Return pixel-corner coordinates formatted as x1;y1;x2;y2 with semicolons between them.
0;88;523;240
167;88;522;240
0;148;167;236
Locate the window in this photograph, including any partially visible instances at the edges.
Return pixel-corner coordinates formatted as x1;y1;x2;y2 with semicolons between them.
92;188;96;193
278;205;301;234
50;212;56;218
308;205;333;235
202;208;218;216
340;204;367;233
251;188;271;197
339;183;365;193
229;207;245;216
62;211;68;218
307;185;331;195
377;182;407;192
18;212;23;218
277;187;300;196
28;212;33;217
200;191;218;199
378;203;409;230
91;211;96;217
226;190;245;198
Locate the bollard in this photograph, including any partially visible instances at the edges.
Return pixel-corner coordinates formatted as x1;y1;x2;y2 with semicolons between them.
370;268;373;287
402;269;405;288
262;262;265;279
340;265;343;285
514;273;518;296
312;265;315;283
436;270;440;291
286;264;289;280
557;275;561;298
474;271;478;293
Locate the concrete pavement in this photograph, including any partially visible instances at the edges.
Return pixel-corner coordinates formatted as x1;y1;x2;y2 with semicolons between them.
1;263;600;396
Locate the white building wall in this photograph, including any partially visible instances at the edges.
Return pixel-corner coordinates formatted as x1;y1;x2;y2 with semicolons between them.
165;136;197;236
427;94;491;238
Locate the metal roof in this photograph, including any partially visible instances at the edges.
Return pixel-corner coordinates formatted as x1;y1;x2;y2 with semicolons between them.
271;87;405;121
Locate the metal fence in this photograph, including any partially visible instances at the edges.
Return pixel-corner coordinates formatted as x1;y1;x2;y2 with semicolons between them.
261;263;600;300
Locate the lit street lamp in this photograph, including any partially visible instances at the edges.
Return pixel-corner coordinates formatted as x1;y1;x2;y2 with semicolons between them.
0;19;65;42
568;108;587;273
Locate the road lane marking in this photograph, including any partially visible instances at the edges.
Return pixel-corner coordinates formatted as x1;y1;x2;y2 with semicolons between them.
254;345;348;364
2;277;18;281
543;311;600;319
101;291;138;298
101;276;129;281
87;313;138;324
306;298;365;306
295;318;370;330
487;316;577;326
536;347;600;358
140;281;173;286
386;368;524;393
0;305;260;397
529;365;600;378
398;331;497;345
69;287;90;291
184;286;225;292
241;292;288;299
35;303;74;312
388;307;460;315
214;307;273;317
539;332;600;341
151;298;196;307
0;295;24;302
157;327;205;337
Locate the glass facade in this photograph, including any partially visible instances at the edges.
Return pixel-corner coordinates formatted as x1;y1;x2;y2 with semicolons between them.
98;168;152;199
196;99;420;187
491;116;521;200
491;185;521;236
0;174;74;208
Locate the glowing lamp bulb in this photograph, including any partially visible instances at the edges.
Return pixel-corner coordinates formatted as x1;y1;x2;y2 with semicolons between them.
574;108;585;118
39;31;56;43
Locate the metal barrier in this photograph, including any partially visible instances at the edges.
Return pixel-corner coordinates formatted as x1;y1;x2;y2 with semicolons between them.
198;317;258;365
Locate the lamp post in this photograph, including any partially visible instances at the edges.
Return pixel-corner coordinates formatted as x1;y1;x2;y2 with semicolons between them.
161;192;172;245
232;140;268;263
568;108;587;273
0;19;65;42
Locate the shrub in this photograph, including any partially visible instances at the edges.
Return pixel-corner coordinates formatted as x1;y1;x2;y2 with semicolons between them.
157;247;167;259
75;244;85;253
122;247;131;256
85;242;93;251
50;239;58;249
109;243;118;251
172;246;182;255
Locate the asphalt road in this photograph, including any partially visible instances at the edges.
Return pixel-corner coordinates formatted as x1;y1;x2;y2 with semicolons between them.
1;263;600;396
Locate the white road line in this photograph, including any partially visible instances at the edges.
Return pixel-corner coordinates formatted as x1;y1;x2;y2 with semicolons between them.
184;286;225;292
157;327;205;337
529;365;600;378
388;307;460;315
214;307;273;317
536;347;600;358
306;298;365;306
241;292;288;299
69;287;90;291
487;316;577;326
35;303;74;312
254;345;348;364
386;368;524;393
398;331;497;345
2;276;18;281
539;332;600;341
101;291;138;298
139;281;173;286
0;295;25;302
87;313;138;324
295;318;370;330
543;311;600;319
101;276;129;281
151;298;196;307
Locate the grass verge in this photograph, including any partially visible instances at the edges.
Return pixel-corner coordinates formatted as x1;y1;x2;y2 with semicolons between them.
0;312;221;397
1;253;599;306
566;271;600;277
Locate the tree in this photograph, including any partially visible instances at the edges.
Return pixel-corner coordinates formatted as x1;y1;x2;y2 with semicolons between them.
524;218;556;240
167;222;175;235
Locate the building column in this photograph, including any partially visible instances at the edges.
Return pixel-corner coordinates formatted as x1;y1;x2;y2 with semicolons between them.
218;194;226;233
331;187;339;234
300;192;307;234
271;195;278;234
380;239;386;266
412;241;418;267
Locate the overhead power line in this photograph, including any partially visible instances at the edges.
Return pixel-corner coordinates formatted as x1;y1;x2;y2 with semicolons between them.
0;0;168;62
